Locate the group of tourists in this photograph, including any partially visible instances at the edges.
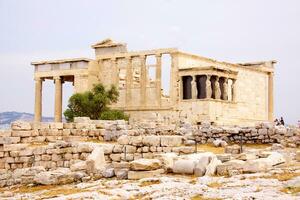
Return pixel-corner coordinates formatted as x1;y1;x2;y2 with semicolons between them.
274;117;285;126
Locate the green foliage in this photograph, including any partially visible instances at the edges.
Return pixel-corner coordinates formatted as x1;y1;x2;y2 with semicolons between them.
64;84;127;122
99;109;129;121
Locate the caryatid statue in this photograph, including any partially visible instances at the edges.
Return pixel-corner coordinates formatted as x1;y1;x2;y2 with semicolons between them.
222;78;228;100
206;75;212;98
214;77;221;99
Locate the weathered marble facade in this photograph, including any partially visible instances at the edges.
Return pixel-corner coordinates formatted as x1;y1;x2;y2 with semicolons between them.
31;39;275;125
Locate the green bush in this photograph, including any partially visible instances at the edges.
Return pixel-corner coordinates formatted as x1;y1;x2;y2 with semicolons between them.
99;109;129;121
64;83;128;122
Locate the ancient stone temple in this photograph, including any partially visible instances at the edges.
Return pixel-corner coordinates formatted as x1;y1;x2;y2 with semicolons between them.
31;39;275;125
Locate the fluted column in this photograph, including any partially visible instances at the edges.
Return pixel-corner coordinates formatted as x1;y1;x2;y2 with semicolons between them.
206;75;212;99
191;75;197;99
170;53;179;104
268;73;274;121
231;79;236;102
140;55;147;106
34;77;43;122
112;58;119;87
125;57;133;106
214;76;221;99
155;54;162;106
54;76;62;122
222;77;228;100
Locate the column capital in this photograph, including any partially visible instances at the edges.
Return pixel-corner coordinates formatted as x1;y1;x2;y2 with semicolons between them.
97;59;104;64
34;77;44;82
53;76;61;80
155;53;162;58
126;56;133;61
139;54;147;60
170;53;177;59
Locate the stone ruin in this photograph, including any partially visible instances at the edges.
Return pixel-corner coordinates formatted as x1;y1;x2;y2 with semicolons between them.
0;117;299;189
31;38;275;126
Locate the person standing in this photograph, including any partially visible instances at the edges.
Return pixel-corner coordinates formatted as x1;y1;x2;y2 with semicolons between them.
280;117;285;126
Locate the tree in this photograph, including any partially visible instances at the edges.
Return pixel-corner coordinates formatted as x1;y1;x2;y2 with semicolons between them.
64;84;128;122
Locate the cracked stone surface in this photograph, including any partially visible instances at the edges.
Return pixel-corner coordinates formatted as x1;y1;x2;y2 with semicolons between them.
1;169;300;200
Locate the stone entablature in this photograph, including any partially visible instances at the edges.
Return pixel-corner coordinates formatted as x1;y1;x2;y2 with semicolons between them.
31;38;275;126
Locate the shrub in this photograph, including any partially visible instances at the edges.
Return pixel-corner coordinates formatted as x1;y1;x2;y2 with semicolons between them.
99;109;129;121
64;83;127;122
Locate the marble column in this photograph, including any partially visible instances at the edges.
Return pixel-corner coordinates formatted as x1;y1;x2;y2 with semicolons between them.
140;55;147;106
222;77;228;100
191;75;197;99
125;57;133;106
34;77;43;122
268;73;274;121
206;75;212;99
54;76;62;122
112;58;119;87
231;79;236;102
170;53;180;105
155;54;162;106
214;76;221;99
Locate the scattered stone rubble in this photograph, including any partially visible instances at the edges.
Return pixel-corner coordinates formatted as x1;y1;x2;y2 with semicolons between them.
0;118;300;199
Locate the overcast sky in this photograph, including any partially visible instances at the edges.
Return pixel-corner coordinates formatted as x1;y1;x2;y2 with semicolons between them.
0;0;299;124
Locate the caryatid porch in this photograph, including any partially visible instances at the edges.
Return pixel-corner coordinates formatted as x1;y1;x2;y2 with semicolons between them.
31;58;91;122
180;66;238;102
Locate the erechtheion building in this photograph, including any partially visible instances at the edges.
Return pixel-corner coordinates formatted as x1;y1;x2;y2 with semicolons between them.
31;39;275;125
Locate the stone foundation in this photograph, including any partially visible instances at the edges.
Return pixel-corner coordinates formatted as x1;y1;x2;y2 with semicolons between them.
0;119;299;187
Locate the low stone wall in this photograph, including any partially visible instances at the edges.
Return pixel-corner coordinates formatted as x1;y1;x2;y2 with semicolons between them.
3;120;299;147
0;141;99;187
0;141;96;170
121;121;300;148
188;122;300;148
0;120;129;145
0;133;190;170
106;135;193;163
0;135;192;187
0;120;299;171
0;119;300;188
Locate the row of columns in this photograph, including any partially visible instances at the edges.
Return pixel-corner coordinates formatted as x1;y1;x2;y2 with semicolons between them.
182;75;236;101
124;54;163;107
34;76;63;122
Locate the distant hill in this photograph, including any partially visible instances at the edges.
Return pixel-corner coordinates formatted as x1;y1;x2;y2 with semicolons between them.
0;112;53;129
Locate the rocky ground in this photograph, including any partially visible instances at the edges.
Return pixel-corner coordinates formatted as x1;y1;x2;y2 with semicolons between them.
1;144;299;200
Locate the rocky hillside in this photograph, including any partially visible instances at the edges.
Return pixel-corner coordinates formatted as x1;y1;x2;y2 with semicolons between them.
0;111;53;129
